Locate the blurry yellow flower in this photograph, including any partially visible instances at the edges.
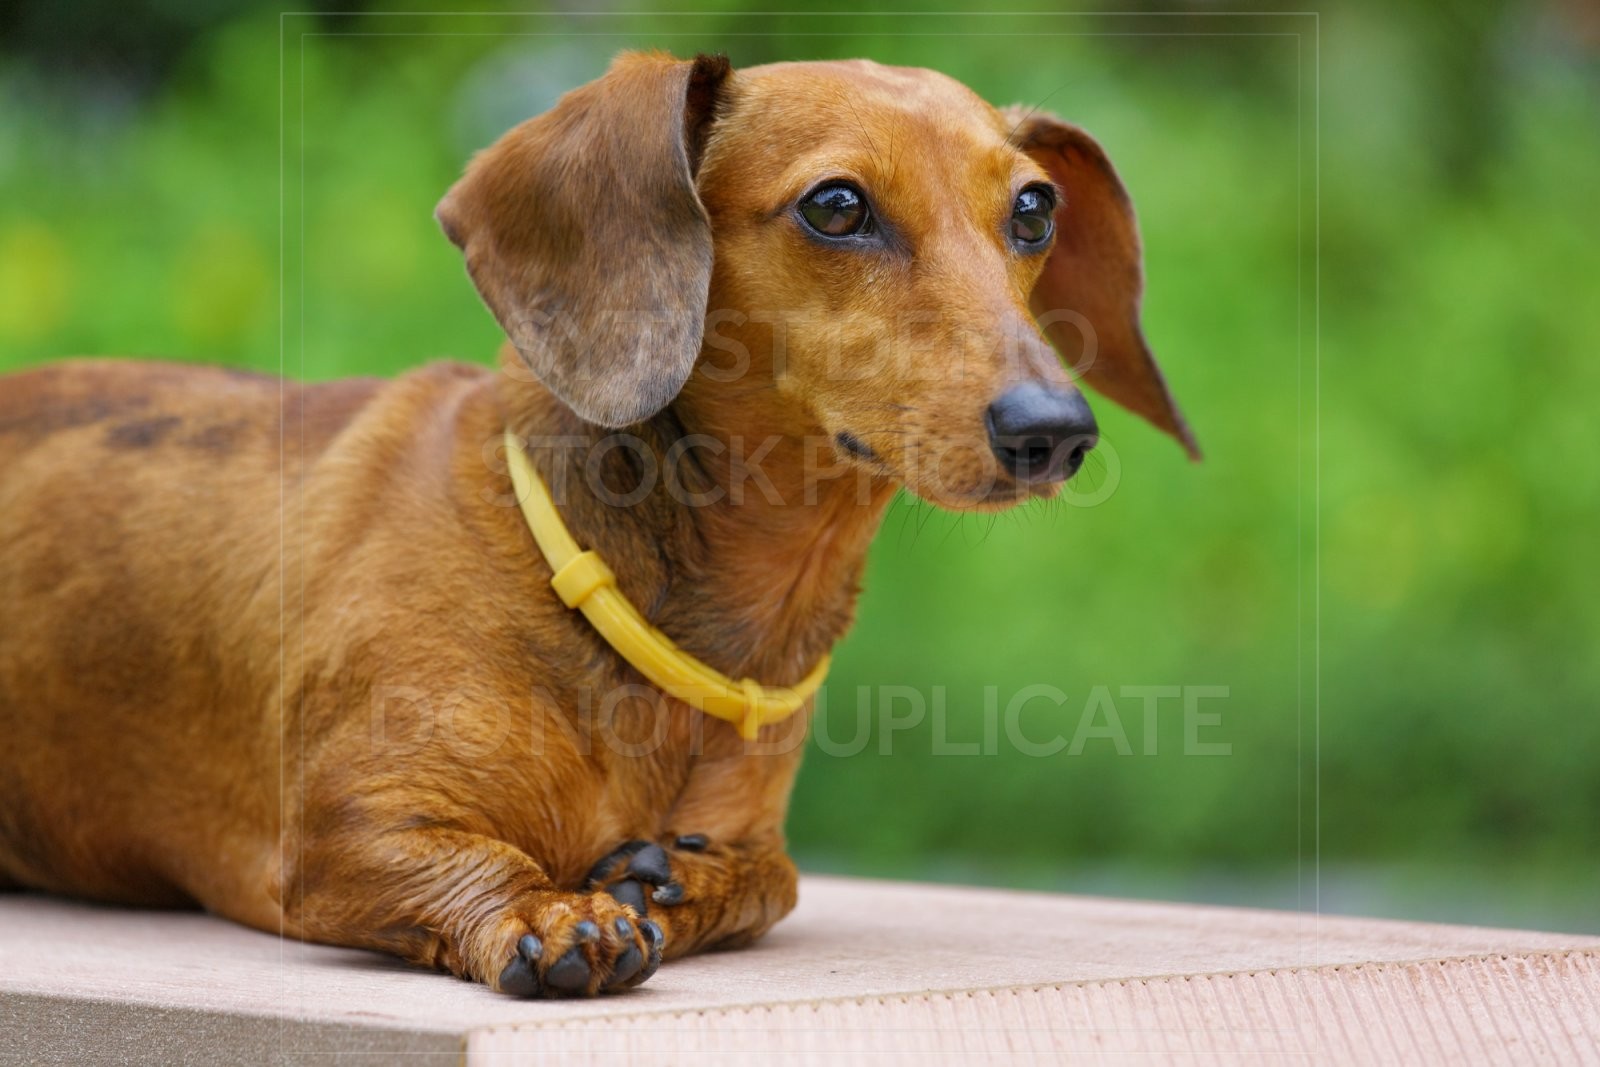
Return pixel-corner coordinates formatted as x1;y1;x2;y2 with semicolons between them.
0;222;71;342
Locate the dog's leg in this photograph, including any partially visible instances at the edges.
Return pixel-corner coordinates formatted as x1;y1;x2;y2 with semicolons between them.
581;729;807;959
586;833;798;959
281;827;662;996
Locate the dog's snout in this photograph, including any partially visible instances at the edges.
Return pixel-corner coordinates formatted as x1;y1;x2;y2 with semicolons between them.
986;384;1099;483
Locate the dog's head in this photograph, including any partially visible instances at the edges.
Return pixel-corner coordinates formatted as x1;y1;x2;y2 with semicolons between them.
438;51;1197;510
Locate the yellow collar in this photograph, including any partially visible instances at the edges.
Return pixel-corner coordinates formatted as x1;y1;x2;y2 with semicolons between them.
504;433;828;740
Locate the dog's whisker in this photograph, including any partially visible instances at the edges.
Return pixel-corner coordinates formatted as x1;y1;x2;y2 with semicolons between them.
1004;76;1075;147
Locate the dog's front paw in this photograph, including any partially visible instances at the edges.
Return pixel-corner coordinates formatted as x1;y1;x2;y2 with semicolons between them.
493;890;663;998
584;839;688;917
584;835;796;958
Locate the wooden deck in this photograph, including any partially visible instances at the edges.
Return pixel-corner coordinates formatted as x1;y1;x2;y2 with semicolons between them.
3;875;1597;1064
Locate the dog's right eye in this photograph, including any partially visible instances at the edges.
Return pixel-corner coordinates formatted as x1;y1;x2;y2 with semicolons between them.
799;183;873;238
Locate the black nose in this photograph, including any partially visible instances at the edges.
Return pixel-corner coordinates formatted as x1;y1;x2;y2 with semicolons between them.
986;383;1099;483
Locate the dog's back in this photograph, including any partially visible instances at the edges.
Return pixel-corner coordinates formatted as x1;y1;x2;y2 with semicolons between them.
0;360;380;914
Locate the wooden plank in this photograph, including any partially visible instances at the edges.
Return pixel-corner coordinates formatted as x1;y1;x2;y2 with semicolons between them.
473;952;1600;1064
3;876;1596;1064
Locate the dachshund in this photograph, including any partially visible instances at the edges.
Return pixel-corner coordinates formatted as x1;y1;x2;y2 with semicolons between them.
0;51;1195;997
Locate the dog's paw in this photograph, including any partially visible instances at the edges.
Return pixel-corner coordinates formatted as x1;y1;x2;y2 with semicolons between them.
494;891;663;998
583;836;797;960
584;838;695;917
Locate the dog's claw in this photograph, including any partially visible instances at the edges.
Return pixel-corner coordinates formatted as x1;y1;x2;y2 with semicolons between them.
673;833;709;852
573;920;601;943
545;943;591;993
608;878;648;916
637;919;664;983
626;843;672;886
498;932;544;997
651;880;685;906
605;917;644;988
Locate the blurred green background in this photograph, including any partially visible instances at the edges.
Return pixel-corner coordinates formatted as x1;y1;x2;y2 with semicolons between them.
2;3;1596;931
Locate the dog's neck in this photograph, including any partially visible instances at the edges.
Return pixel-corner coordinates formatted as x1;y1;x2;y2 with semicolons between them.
497;366;895;688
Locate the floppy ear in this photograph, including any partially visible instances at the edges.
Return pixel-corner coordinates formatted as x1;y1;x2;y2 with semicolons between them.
1002;108;1199;460
436;51;730;427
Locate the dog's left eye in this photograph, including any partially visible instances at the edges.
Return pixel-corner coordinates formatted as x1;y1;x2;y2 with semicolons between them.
1010;186;1056;247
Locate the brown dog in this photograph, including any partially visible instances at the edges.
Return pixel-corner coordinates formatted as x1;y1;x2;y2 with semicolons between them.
0;52;1194;996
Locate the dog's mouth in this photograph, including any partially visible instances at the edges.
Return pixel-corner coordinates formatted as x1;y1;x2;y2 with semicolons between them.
828;429;1064;513
827;423;1081;512
833;431;877;462
916;475;1060;513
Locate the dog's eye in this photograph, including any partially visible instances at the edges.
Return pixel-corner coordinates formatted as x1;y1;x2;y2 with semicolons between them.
1010;185;1056;247
799;183;873;238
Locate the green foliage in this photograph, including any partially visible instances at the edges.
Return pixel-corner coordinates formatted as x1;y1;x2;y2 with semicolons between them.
2;6;1594;930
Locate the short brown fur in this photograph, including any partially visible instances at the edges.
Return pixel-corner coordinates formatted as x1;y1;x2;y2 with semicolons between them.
0;52;1191;995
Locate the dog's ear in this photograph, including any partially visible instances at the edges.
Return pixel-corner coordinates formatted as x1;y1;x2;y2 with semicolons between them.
436;51;730;427
1003;108;1199;460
